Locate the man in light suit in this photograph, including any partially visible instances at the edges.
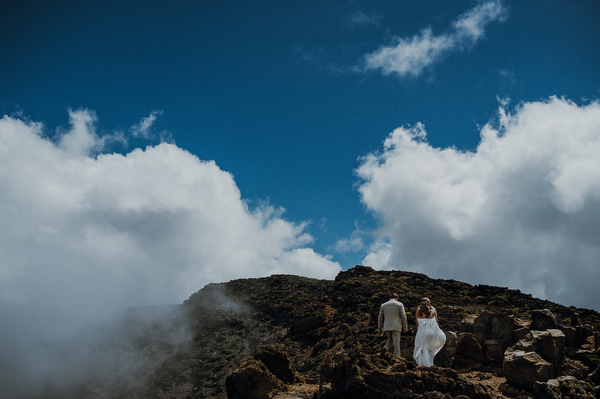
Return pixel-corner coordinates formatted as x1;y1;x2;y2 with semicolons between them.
378;293;408;358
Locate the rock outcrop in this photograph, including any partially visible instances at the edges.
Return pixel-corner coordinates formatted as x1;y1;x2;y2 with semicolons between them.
503;349;554;388
22;266;600;399
225;345;297;399
227;306;599;398
225;358;284;399
320;344;494;399
532;376;596;399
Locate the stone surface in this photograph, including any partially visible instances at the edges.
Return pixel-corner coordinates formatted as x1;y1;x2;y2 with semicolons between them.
490;313;514;343
569;349;599;372
435;331;457;367
322;346;494;399
513;327;530;343
558;325;579;348
514;329;565;375
226;358;284;399
561;358;587;380
460;314;476;334
254;344;297;384
532;375;595;399
589;363;600;385
503;349;553;388
530;309;558;331
482;339;507;364
18;266;600;399
454;333;485;366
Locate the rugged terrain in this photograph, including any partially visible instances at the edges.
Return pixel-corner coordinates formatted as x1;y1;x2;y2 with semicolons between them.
33;266;600;398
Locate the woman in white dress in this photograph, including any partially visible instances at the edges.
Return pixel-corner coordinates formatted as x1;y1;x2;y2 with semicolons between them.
413;297;446;367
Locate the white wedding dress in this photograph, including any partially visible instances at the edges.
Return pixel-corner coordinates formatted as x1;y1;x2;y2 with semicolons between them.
413;308;446;367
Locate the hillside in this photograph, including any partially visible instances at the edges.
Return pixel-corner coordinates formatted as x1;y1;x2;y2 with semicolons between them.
33;266;600;399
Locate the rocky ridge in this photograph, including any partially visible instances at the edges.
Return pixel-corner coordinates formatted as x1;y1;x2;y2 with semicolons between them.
34;266;600;399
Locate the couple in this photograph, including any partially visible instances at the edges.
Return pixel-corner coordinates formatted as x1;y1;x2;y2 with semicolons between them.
378;294;446;367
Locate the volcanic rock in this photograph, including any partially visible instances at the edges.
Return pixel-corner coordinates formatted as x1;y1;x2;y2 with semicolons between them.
503;349;553;388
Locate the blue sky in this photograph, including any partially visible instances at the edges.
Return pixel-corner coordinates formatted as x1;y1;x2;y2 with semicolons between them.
2;0;600;341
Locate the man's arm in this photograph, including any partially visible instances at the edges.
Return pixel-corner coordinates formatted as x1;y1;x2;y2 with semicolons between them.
378;307;384;335
400;303;408;333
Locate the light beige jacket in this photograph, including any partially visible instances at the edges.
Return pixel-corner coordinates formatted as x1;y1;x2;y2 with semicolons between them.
378;299;408;332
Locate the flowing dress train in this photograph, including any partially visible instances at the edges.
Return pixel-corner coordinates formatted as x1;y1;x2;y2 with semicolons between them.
413;309;446;367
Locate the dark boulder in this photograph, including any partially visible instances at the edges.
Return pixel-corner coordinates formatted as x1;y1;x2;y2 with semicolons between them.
454;333;485;367
225;358;284;399
435;331;457;367
321;344;493;399
514;329;565;375
530;309;558;331
503;348;553;388
589;363;600;385
532;376;595;399
254;344;297;384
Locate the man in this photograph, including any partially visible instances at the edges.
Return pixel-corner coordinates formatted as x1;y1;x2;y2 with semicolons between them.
378;293;408;358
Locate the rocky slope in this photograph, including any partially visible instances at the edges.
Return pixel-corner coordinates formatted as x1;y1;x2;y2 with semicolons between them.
34;266;600;399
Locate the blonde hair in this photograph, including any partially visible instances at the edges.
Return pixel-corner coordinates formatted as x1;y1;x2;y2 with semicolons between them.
417;297;432;318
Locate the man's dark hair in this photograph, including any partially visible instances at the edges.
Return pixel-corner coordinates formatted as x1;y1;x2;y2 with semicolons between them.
391;293;399;299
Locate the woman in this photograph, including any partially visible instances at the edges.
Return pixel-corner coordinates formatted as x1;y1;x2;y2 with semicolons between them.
413;297;446;367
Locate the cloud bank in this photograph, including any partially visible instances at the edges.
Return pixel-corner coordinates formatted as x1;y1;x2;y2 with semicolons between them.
363;0;508;78
356;97;600;310
0;110;341;338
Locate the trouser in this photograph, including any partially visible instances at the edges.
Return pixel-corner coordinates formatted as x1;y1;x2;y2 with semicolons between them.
383;330;402;358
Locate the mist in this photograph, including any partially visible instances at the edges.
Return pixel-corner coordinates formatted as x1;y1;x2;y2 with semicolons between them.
0;110;341;398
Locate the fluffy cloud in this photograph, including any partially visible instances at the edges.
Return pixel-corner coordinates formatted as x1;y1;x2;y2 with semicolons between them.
0;110;341;337
349;11;382;28
356;97;600;310
363;0;508;78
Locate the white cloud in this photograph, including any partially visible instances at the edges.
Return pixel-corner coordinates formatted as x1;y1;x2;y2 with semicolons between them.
363;0;508;78
130;109;164;139
356;97;600;310
58;108;101;154
0;111;341;338
349;11;382;28
335;236;364;253
334;221;368;253
451;0;508;44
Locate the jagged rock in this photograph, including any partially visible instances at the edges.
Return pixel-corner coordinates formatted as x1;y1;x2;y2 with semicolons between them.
503;349;553;388
514;329;565;375
435;331;457;367
571;312;581;327
569;349;599;372
580;325;597;351
454;333;485;366
559;325;579;348
226;358;284;399
254;344;297;384
588;362;600;385
469;312;514;343
561;358;587;380
491;313;514;343
561;321;596;349
460;314;476;334
482;339;506;364
513;327;530;343
532;379;560;399
532;376;595;399
322;345;494;399
514;317;531;329
531;309;558;331
473;312;492;339
555;376;595;397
